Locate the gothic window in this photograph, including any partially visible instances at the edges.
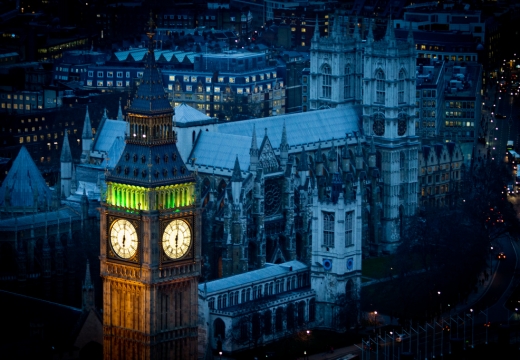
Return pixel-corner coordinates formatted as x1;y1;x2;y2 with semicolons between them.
375;69;385;104
345;211;354;246
217;295;222;309
246;288;251;301
321;64;332;99
275;307;284;332
400;152;406;182
398;113;408;136
398;69;405;103
373;113;385;136
264;310;272;335
239;317;248;341
229;291;235;306
344;64;351;99
309;298;316;322
323;212;335;247
297;301;305;326
264;180;281;216
208;297;215;309
345;280;355;300
252;313;261;339
287;303;295;330
234;291;239;305
241;289;245;303
214;318;226;339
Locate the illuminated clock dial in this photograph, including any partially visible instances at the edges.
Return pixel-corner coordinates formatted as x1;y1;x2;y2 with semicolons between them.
110;219;138;259
162;219;192;259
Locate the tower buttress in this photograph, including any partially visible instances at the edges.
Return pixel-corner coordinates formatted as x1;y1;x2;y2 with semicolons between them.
60;130;72;198
81;106;93;164
82;259;95;312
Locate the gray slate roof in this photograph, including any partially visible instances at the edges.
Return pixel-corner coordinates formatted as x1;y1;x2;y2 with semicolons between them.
174;103;212;125
216;106;360;147
190;106;360;171
92;119;127;154
190;132;252;171
128;50;172;114
0;146;52;209
200;260;308;294
107;142;194;187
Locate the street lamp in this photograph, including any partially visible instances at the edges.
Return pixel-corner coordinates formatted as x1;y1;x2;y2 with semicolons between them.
219;351;222;360
305;330;310;360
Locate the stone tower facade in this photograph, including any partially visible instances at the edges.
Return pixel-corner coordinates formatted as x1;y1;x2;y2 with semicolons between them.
310;14;419;253
100;16;200;360
308;15;364;110
362;21;419;252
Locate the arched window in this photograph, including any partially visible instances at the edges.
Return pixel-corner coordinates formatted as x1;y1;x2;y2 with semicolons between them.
400;151;406;182
344;64;351;99
275;307;284;332
398;69;405;103
287;304;295;330
264;310;272;335
375;69;385;104
208;297;215;309
252;313;261;340
323;212;335;247
322;64;332;99
297;301;305;326
345;280;355;300
309;299;316;322
214;318;226;340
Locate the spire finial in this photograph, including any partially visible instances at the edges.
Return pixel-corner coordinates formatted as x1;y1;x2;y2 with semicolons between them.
281;121;288;147
251;124;258;151
231;155;243;182
313;15;320;41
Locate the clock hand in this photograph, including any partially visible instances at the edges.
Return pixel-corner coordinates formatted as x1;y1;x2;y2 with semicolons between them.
122;222;126;247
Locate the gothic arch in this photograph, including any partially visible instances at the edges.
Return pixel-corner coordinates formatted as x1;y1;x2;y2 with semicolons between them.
248;241;257;269
275;307;284;332
213;318;226;340
346;279;355;300
321;64;332;99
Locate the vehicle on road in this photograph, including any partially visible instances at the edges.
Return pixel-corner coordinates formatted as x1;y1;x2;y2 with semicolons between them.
495;113;507;119
507;140;514;150
497;252;506;260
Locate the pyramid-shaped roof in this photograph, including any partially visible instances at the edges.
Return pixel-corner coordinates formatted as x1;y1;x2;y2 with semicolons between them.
127;33;172;114
0;146;52;211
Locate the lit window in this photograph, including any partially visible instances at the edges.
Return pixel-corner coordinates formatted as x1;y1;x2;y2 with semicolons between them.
169;75;175;81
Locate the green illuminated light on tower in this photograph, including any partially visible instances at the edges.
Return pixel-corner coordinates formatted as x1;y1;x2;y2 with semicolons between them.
106;182;195;211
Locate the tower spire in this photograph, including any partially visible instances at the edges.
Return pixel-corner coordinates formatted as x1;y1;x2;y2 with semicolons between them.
367;18;374;43
117;99;124;120
313;15;320;41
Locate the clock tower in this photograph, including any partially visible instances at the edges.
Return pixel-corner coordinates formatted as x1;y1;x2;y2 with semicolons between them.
100;15;200;360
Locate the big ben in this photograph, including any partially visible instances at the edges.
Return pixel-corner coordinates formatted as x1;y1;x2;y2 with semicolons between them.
100;15;200;359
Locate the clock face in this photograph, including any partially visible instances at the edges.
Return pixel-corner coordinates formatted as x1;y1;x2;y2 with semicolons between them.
162;219;192;259
110;219;138;259
398;118;407;136
373;119;385;136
